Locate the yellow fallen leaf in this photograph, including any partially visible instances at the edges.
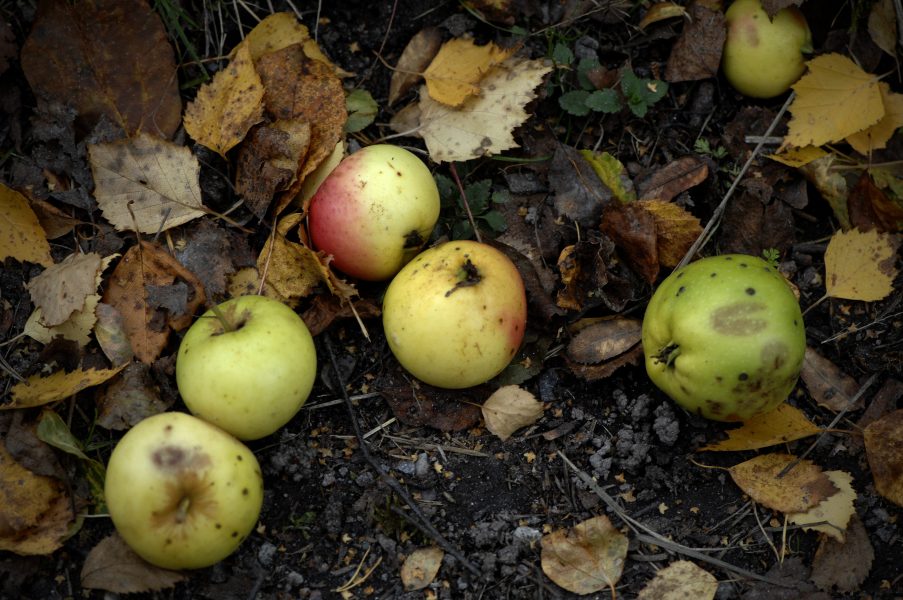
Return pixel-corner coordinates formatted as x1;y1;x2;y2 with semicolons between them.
824;227;899;302
389;27;443;106
699;404;821;452
767;145;827;168
540;515;628;595
423;37;515;107
640;200;703;267
797;153;850;229
257;213;330;305
638;2;688;29
25;295;100;347
417;55;552;163
241;11;348;76
26;252;103;326
7;365;127;409
0;184;53;267
637;560;718;600
785;54;884;148
482;385;544;441
89;133;204;234
400;547;444;592
580;150;636;203
787;470;856;542
728;453;837;513
184;42;265;156
846;82;903;155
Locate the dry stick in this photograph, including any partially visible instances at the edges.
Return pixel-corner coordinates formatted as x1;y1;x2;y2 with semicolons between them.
776;373;879;478
448;163;482;243
556;451;798;588
678;92;795;268
323;336;482;578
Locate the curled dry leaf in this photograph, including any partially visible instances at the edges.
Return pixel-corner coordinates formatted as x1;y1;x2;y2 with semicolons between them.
26;252;103;327
389;27;442;106
787;470;856;542
567;318;641;364
800;347;861;411
638;2;687;29
699;403;821;452
0;184;53;267
728;453;838;513
399;546;444;592
863;409;903;507
810;514;874;593
637;560;718;600
540;515;629;595
482;385;544;441
81;533;186;594
548;143;612;228
8;365;127;410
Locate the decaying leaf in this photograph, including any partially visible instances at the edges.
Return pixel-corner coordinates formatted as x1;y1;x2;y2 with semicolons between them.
96;362;170;430
845;82;903;156
482;385;544;441
93;303;134;366
639;2;688;29
241;11;347;76
867;0;897;58
399;546;444;592
699;404;821;452
824;227;899;302
785;54;884;148
548;143;612;227
641;200;703;267
7;365;127;409
636;560;718;600
540;515;629;595
89;133;204;234
849;170;903;233
787;470;856;542
797;154;851;229
567;318;642;364
81;533;186;594
389;27;442;106
20;0;181;138
423;37;515;107
257;213;330;305
417;56;552;163
664;1;725;82
767;145;828;168
1;185;54;267
601;202;659;283
637;156;708;203
24;294;99;347
800;347;861;411
183;42;265;157
810;514;874;592
728;453;838;513
580;150;637;204
26;252;103;327
863;409;903;507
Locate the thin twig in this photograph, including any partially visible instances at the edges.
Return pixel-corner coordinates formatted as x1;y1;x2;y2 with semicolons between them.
323;336;482;578
448;163;482;243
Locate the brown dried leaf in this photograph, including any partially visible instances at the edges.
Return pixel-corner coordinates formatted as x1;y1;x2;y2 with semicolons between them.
863;409;903;507
102;241;206;363
810;514;874;592
89;133;204;234
93;303;134;366
641;200;703;268
664;1;725;82
380;370;483;431
0;184;53;267
548;144;612;228
184;42;265;156
300;294;380;337
728;453;838;513
399;547;444;592
242;12;348;76
540;515;628;595
482;385;544;441
26;252;103;327
20;0;181;138
389;27;442;106
787;470;856;542
800;347;861;411
566;344;644;381
699;404;821;452
637;156;709;202
81;533;186;593
867;0;898;57
848;171;903;233
567;318;641;364
96;362;170;430
257;214;328;305
637;560;718;600
600;202;659;283
719;189;794;257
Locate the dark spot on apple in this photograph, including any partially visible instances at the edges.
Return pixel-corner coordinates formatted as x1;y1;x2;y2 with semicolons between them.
725;256;733;260
676;286;686;297
740;262;748;268
680;384;690;395
715;375;723;383
746;287;756;295
165;538;172;545
711;301;768;335
710;272;717;277
237;455;243;461
242;488;249;496
216;523;222;529
676;271;685;279
403;229;423;249
738;372;749;381
164;425;173;433
232;531;239;538
152;445;212;472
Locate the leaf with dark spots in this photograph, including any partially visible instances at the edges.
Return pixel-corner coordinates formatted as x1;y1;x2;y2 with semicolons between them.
548;144;612;227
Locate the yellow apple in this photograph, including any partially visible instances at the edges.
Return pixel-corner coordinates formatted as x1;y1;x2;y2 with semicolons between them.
176;295;316;440
722;0;812;98
382;240;527;388
104;412;264;570
308;144;440;281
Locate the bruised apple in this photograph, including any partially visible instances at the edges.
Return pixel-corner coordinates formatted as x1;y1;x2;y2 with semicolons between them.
642;254;806;421
382;240;527;388
308;144;440;281
104;412;263;570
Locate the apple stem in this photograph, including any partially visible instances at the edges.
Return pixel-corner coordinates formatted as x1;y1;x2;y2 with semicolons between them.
449;163;482;244
208;302;235;333
175;496;191;524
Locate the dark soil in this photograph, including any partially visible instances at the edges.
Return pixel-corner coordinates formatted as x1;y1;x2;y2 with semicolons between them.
1;1;902;599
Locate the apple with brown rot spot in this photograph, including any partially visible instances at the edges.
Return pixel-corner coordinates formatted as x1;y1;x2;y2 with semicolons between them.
104;411;264;570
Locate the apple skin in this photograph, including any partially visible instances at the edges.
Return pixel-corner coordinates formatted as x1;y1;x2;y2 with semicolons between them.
642;255;806;421
722;0;812;98
176;295;316;440
104;412;264;570
382;240;527;389
308;144;440;281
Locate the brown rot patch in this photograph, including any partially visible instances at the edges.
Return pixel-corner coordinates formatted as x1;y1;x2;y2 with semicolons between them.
403;229;424;249
760;340;790;371
445;259;482;297
710;302;768;335
152;445;212;473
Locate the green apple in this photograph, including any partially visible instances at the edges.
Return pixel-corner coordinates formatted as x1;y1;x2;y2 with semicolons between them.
382;240;527;389
642;254;806;421
104;412;263;570
176;295;316;440
308;144;441;281
722;0;812;98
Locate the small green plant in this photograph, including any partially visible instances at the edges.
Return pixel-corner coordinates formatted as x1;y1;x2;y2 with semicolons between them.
762;248;781;268
694;138;728;160
434;174;509;240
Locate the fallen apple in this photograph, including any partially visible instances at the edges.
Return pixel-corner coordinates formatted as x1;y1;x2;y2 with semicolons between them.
642;254;806;421
104;411;263;570
382;240;527;389
308;144;440;281
721;0;812;98
176;295;316;440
